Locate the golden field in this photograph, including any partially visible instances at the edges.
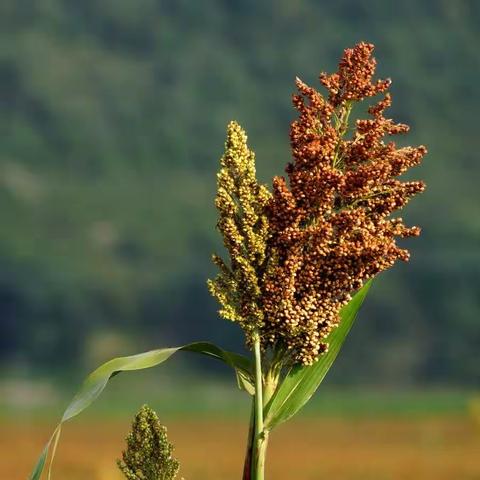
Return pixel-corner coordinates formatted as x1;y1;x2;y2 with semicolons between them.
3;416;480;480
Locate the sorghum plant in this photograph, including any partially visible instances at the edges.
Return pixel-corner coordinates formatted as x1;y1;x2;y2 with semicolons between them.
30;42;425;480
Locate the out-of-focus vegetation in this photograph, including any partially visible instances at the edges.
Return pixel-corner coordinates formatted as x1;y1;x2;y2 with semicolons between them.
5;415;480;479
1;0;479;384
0;378;472;422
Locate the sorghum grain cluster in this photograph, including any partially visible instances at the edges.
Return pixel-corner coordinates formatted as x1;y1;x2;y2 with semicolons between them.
210;43;426;365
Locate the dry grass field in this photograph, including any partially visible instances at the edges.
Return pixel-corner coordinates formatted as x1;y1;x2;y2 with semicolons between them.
3;415;480;480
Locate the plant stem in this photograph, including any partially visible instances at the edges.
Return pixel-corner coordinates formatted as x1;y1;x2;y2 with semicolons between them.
254;431;269;479
242;402;255;480
251;333;267;480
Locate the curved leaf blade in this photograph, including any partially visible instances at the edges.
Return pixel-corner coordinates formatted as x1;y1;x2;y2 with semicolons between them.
29;341;252;479
264;281;372;430
28;441;48;480
61;347;178;421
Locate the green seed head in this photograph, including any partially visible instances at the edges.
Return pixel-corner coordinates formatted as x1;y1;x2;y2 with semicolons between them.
117;405;181;480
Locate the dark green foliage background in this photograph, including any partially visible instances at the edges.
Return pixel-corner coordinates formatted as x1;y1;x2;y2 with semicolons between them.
1;0;478;384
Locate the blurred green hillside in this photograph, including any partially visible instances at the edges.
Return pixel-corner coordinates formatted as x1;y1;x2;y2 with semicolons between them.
1;0;479;384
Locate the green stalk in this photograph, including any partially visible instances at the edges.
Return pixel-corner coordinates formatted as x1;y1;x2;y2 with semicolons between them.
242;402;255;480
251;333;268;480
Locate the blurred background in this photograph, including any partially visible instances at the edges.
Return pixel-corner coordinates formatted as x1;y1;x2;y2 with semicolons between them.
1;0;479;479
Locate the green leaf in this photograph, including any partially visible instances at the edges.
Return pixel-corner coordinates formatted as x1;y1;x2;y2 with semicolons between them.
28;440;48;480
29;341;252;479
29;426;61;480
264;281;372;430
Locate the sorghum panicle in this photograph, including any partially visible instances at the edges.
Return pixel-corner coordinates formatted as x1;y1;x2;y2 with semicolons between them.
263;42;426;364
207;121;271;345
210;43;426;366
117;405;181;480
